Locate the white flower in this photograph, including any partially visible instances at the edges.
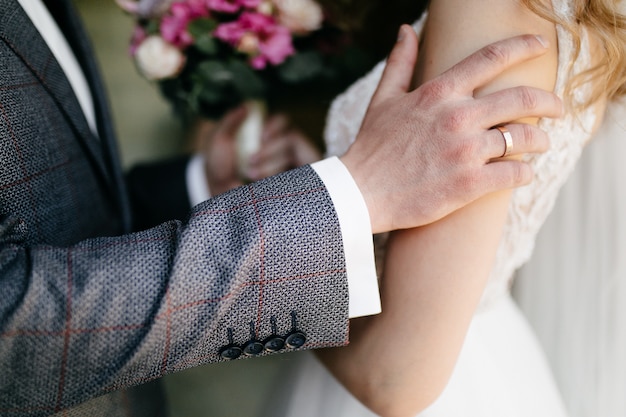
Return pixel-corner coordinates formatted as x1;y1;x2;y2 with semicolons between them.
116;0;173;18
134;36;185;81
256;0;274;15
272;0;323;34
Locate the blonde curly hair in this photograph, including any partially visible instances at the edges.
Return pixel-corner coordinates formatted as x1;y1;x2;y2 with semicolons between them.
522;0;626;109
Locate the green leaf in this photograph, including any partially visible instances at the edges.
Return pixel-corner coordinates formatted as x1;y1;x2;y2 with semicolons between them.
187;18;217;38
194;35;218;55
143;20;160;35
228;60;265;98
186;83;204;113
199;87;223;104
277;51;324;83
195;60;234;85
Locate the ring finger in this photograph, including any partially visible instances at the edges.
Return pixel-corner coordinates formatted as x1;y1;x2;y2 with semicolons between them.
481;123;550;161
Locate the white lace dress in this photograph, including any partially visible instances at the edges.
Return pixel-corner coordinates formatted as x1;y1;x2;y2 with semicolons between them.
265;1;597;415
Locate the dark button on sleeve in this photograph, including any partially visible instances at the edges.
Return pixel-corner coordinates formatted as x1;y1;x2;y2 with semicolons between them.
220;328;242;360
263;335;285;353
285;331;306;349
243;340;264;356
220;345;242;360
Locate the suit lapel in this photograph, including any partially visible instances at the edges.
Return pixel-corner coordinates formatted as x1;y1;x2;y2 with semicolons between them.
0;0;132;232
44;0;133;232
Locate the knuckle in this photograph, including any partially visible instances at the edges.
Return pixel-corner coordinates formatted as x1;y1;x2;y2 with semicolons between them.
441;107;472;132
480;43;509;66
451;138;479;162
509;163;531;186
421;78;451;102
518;86;538;111
519;123;535;147
454;169;480;197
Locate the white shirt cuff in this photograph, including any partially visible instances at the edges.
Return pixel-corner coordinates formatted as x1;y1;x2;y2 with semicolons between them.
311;157;381;318
186;154;211;207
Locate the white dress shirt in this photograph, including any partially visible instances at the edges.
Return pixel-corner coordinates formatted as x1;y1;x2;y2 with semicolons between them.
18;0;98;136
21;0;381;318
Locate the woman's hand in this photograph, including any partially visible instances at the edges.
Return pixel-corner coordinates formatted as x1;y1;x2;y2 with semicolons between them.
246;113;322;181
192;106;322;196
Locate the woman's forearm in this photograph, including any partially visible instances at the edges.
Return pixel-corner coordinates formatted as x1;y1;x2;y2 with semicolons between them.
317;0;557;415
318;191;511;416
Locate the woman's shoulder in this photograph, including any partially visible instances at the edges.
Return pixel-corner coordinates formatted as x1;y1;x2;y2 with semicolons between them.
414;0;558;123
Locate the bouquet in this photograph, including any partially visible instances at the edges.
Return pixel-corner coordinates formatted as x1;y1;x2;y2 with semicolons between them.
117;0;371;121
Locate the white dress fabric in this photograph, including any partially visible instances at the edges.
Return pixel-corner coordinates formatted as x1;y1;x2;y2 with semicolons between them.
266;1;598;415
514;97;626;417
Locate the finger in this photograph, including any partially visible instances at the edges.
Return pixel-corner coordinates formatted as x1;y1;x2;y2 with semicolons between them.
262;114;289;142
476;86;563;128
478;159;534;192
248;150;291;179
215;105;248;142
251;134;290;162
370;24;419;106
442;34;550;95
480;123;550;160
248;136;290;178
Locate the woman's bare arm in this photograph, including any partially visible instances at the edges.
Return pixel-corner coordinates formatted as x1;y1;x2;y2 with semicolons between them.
318;1;558;416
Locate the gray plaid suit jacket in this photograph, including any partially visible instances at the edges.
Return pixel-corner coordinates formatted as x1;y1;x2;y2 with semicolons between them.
0;1;350;415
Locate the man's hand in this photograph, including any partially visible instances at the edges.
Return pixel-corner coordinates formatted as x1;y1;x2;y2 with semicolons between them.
341;25;562;234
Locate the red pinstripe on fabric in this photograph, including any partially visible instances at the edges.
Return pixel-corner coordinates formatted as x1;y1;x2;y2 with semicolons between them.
0;81;39;91
0;35;53;97
247;185;267;335
0;101;31;186
161;287;172;375
0;264;346;340
55;249;75;412
0;69;73;194
0;160;73;191
190;186;326;219
0;180;342;413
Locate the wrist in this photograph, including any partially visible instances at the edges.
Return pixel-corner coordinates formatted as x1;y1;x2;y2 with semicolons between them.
339;154;386;234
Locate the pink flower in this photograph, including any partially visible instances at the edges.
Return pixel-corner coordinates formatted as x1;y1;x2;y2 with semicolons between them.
238;11;275;31
213;21;246;45
240;0;262;8
214;12;294;69
206;0;261;13
160;0;210;48
206;0;240;13
252;24;294;68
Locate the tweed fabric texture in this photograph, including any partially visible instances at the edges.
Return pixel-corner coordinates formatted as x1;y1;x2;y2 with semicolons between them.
0;1;350;415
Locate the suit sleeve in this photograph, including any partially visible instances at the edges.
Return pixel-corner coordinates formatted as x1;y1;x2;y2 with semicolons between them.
0;165;349;416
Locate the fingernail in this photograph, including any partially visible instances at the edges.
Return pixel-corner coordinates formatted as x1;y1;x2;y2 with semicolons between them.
535;35;548;48
397;25;407;42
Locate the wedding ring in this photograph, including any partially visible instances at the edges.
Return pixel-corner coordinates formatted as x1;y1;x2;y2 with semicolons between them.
495;126;513;157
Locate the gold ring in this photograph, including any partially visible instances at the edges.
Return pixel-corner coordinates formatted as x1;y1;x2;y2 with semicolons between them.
496;126;513;157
